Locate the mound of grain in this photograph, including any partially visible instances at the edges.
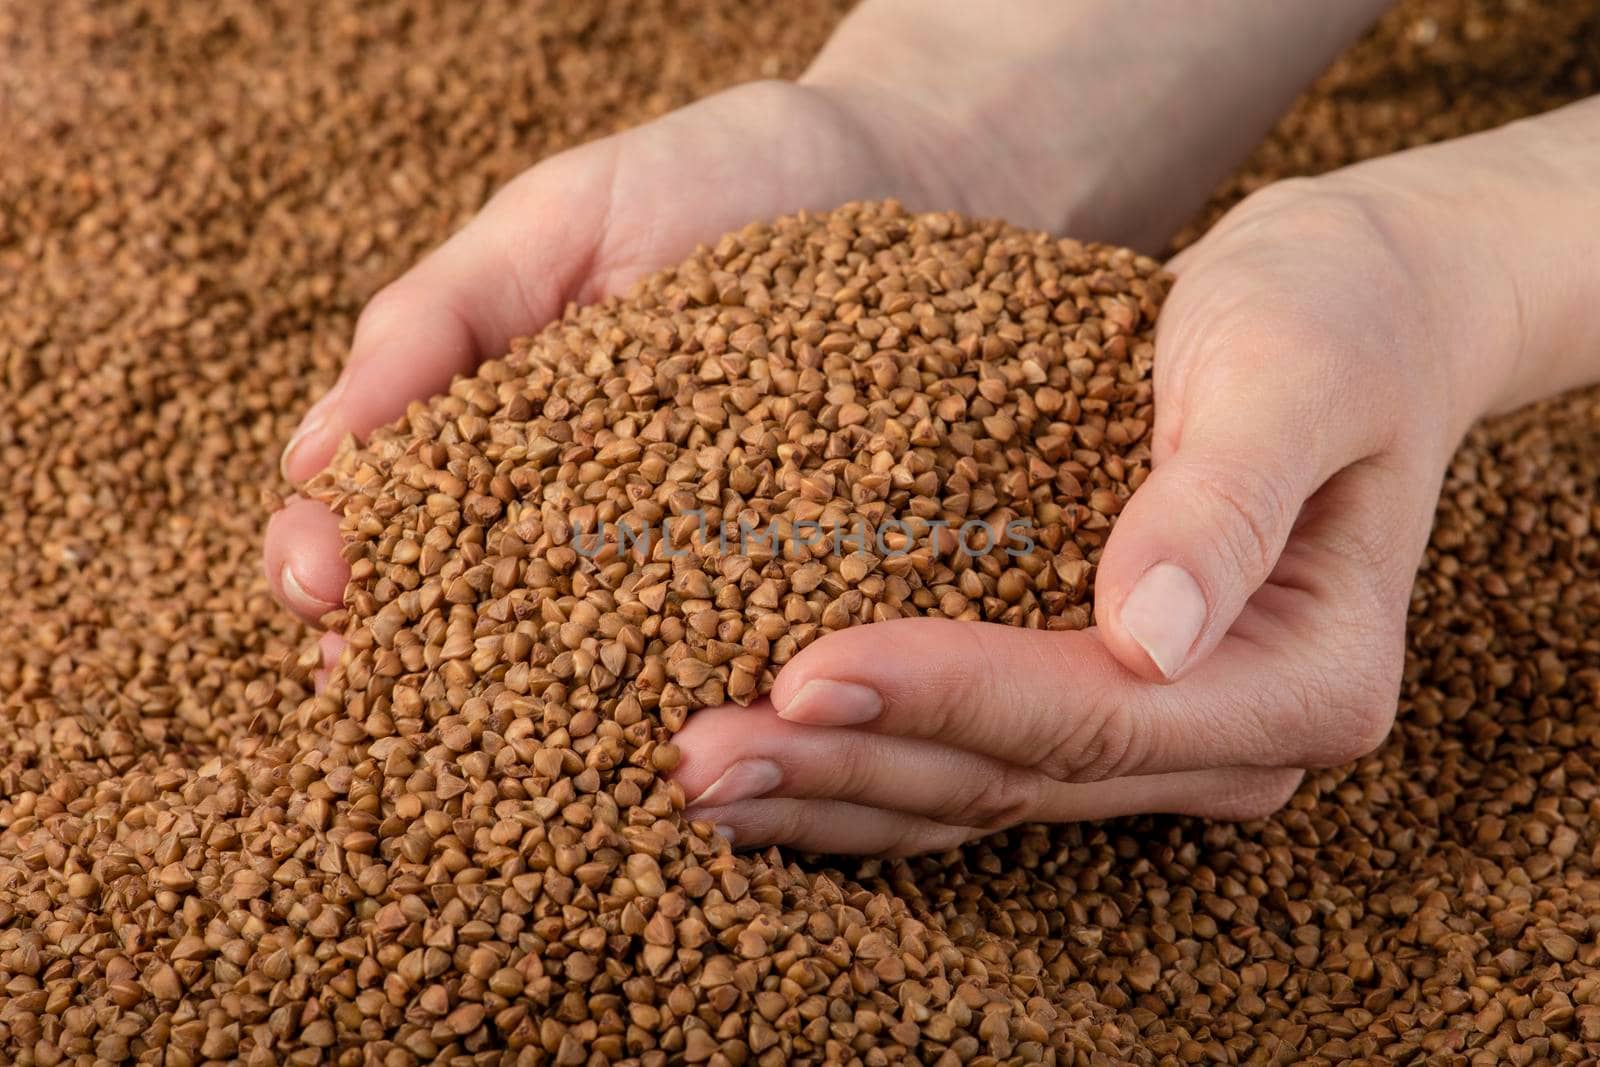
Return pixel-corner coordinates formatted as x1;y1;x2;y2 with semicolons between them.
6;2;1600;1064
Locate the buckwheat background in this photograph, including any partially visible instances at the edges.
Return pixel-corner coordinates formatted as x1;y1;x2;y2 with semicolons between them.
3;1;1600;1063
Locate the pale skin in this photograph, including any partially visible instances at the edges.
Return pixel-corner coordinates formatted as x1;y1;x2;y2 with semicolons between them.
267;1;1600;855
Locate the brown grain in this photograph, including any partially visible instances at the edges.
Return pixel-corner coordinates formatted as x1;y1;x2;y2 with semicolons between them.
3;0;1600;1064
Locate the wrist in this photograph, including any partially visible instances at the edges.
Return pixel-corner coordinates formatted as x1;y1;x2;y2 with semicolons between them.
792;69;1088;237
1184;167;1505;470
1312;98;1600;434
798;16;1170;246
800;0;1395;251
1314;172;1521;449
1472;99;1600;415
796;15;1098;238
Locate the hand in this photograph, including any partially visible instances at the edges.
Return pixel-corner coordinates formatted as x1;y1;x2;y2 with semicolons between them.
672;171;1511;855
265;78;971;620
267;1;1393;624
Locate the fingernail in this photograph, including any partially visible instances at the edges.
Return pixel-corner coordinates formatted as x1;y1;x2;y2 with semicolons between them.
280;562;337;620
689;758;783;809
280;380;345;481
1121;562;1207;678
713;824;737;848
776;679;881;725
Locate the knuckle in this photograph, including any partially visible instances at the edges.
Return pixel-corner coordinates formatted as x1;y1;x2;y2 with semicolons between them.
478;160;574;248
1341;677;1401;763
1034;698;1141;783
941;764;1038;830
777;802;813;848
1299;661;1399;767
886;821;980;860
717;800;792;850
821;737;884;802
752;801;805;849
728;78;808;116
1341;707;1395;764
902;621;1011;743
355;284;410;339
351;285;435;363
1202;464;1298;586
1229;177;1381;246
1335;623;1404;761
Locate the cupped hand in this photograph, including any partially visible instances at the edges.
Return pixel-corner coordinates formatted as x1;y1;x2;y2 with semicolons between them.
674;175;1497;855
265;78;972;620
266;0;1395;628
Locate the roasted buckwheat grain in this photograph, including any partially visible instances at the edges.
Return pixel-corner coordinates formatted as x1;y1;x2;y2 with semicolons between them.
5;1;1600;1065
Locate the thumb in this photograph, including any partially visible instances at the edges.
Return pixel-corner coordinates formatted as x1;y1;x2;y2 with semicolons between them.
1095;294;1379;681
1096;428;1309;682
278;147;612;482
1093;191;1416;683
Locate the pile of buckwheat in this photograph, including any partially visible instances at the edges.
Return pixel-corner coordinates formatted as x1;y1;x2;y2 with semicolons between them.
4;1;1600;1064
